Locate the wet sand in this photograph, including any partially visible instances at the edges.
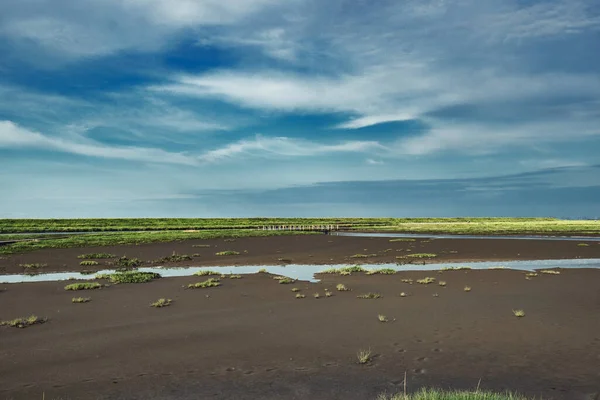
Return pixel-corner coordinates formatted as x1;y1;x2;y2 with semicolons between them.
1;234;600;275
1;235;600;400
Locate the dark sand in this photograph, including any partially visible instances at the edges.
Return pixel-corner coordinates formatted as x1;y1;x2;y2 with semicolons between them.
2;234;600;275
1;235;600;400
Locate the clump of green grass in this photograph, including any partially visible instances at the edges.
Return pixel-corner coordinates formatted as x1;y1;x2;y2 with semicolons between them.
438;281;447;287
115;256;143;269
406;253;437;259
356;348;372;364
158;252;192;262
325;291;332;297
195;270;220;276
79;260;99;266
72;297;91;303
401;278;413;284
464;286;472;292
378;314;388;322
151;298;172;308
336;283;350;291
313;293;320;299
350;253;378;258
291;287;300;292
19;263;47;269
295;293;305;299
188;278;221;289
357;292;382;299
215;250;240;256
512;309;525;317
525;272;538;277
389;238;416;242
192;244;211;248
320;267;340;274
417;277;436;284
107;271;161;284
540;270;561;275
278;277;296;284
367;268;396;275
376;388;532;400
227;274;242;279
78;253;115;259
0;315;46;328
577;243;590;247
64;282;102;291
343;265;367;273
440;266;471;271
258;268;268;273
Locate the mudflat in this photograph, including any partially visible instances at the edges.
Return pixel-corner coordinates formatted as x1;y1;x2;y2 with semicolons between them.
1;234;600;275
1;235;599;400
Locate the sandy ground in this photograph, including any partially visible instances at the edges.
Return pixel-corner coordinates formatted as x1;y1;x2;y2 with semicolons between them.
1;235;600;400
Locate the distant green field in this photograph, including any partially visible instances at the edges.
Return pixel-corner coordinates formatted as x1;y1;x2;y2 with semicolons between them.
0;217;561;233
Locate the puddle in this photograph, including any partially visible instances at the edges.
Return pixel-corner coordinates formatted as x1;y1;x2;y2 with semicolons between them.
333;232;600;241
0;259;599;284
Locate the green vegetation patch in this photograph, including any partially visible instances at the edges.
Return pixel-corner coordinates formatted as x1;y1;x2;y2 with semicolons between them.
215;250;240;256
78;253;116;259
72;297;91;303
157;252;193;263
115;256;143;269
350;253;378;258
151;298;172;308
440;266;471;271
19;263;47;269
417;277;436;284
64;282;102;291
366;268;396;275
188;278;221;289
194;270;220;276
80;260;99;266
1;315;47;328
106;271;161;284
406;253;438;259
376;388;532;400
357;292;382;299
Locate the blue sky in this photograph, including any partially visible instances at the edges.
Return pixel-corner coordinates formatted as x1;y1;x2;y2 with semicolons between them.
1;0;599;218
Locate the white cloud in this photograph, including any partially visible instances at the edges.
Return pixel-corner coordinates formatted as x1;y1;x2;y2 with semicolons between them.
0;120;200;166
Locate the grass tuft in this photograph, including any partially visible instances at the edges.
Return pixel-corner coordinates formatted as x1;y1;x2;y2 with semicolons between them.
115;256;143;269
313;293;320;299
107;271;161;284
464;286;472;292
188;278;221;289
440;266;471;271
158;252;192;263
0;315;46;328
195;270;220;276
278;277;296;284
406;253;437;259
356;348;372;364
78;253;115;259
357;292;382;299
438;281;447;286
376;388;532;400
577;243;590;247
336;283;350;291
325;291;332;297
19;263;47;269
215;250;240;256
291;287;300;292
350;253;378;258
378;314;388;322
400;292;407;297
72;297;91;303
512;309;525;317
540;270;561;275
417;277;436;284
151;298;172;308
80;260;99;266
65;282;102;291
295;293;305;299
389;238;416;242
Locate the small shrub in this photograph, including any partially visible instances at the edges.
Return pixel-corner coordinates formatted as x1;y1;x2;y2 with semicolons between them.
336;283;349;291
512;309;526;317
79;260;99;266
357;348;371;364
357;292;382;299
151;298;172;308
72;297;91;303
342;265;367;273
406;253;437;259
378;314;388;322
108;271;161;284
258;268;268;273
195;270;220;276
540;270;561;275
295;293;305;299
188;278;221;289
19;263;47;269
78;253;115;259
417;277;436;284
1;315;46;328
65;282;102;291
215;251;240;256
464;286;472;292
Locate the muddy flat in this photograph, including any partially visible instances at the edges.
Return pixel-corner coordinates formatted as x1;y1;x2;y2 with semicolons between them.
1;234;600;400
1;234;600;275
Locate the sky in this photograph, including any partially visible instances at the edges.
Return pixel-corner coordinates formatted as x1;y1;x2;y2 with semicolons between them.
1;0;599;218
